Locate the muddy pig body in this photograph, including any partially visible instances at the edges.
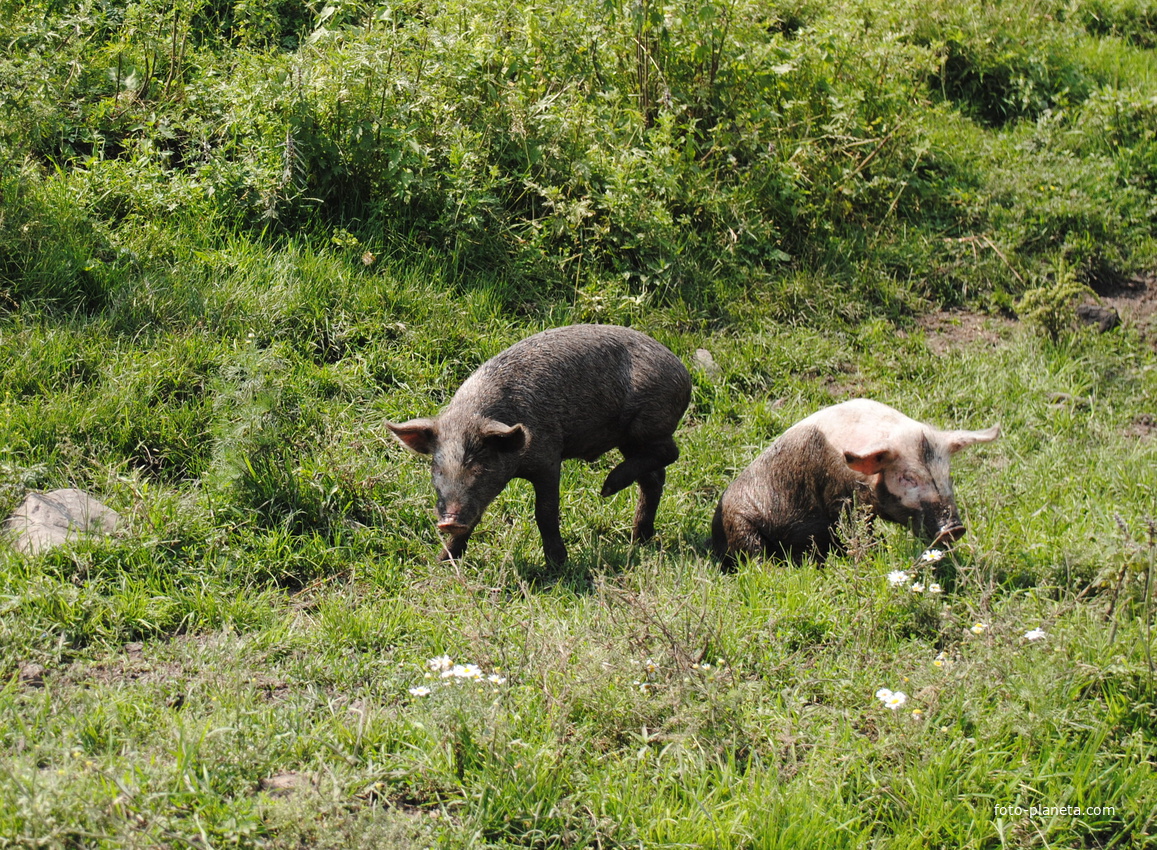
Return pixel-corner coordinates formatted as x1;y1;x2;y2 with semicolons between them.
712;399;999;566
389;324;692;565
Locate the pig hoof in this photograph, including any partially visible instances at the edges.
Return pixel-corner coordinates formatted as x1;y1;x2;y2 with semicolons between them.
600;470;633;498
438;543;467;562
544;543;568;566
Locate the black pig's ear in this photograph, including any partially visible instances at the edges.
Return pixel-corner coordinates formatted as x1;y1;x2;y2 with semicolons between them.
481;420;529;454
844;446;896;476
387;419;438;455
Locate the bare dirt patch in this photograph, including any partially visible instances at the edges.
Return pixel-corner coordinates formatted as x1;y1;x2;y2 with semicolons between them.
915;309;1016;355
1090;271;1157;340
259;771;315;797
62;641;187;691
917;272;1157;354
1125;414;1157;439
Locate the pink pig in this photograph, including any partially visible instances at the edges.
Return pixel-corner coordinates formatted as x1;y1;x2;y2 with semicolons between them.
712;399;1000;565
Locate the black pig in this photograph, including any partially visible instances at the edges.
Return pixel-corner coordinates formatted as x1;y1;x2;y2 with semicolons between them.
389;324;692;565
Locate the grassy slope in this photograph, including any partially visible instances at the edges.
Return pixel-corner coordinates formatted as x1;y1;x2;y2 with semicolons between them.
2;253;1155;848
2;0;1157;847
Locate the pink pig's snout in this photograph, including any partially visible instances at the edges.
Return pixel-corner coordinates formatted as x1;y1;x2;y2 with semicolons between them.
435;498;473;534
932;523;966;547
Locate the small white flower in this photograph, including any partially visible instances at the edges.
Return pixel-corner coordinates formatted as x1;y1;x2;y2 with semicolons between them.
427;655;453;672
643;658;658;673
876;688;908;709
887;570;911;587
911;708;924;720
408;686;431;697
443;663;484;681
911;582;925;593
971;622;988;635
928;583;943;594
1024;627;1047;641
933;651;949;668
920;549;946;564
487;674;507;685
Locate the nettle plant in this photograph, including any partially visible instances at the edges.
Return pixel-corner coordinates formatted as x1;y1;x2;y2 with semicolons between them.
1017;259;1094;341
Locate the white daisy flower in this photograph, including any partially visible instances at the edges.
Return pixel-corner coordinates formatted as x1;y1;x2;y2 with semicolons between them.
443;663;483;680
876;688;908;709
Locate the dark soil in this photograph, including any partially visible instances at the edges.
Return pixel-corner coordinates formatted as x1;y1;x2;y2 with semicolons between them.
917;271;1157;354
1090;270;1157;339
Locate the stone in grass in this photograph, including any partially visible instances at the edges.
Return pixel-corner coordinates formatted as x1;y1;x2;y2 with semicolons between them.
259;772;314;797
3;489;121;556
1076;303;1120;333
693;348;722;379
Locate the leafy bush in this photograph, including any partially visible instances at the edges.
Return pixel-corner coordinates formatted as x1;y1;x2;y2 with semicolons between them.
1;0;1154;323
1077;0;1157;47
910;0;1092;126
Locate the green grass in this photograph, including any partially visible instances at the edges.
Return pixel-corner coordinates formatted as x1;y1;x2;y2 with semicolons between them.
2;246;1156;846
3;0;1157;844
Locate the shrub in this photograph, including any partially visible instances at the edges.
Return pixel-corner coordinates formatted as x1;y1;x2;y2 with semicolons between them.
908;0;1092;126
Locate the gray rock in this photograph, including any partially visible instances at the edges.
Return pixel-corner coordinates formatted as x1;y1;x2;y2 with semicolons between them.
693;347;721;378
1076;303;1120;332
3;489;121;555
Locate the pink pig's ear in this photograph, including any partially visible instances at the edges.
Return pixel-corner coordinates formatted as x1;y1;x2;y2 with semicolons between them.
387;418;438;455
944;424;1001;454
844;446;896;476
